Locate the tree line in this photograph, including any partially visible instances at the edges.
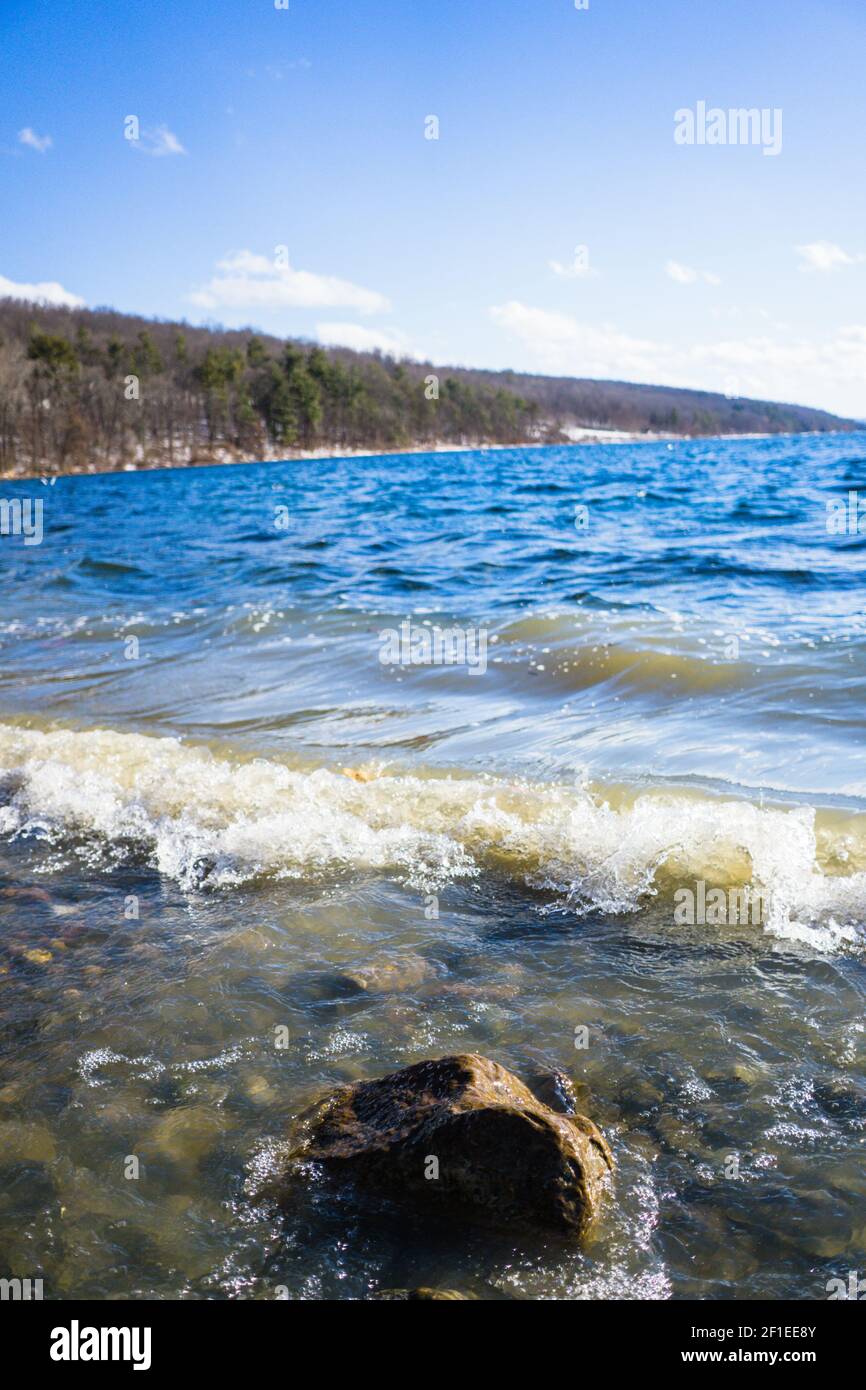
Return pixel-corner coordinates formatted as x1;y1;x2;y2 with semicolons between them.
0;299;853;477
0;301;538;476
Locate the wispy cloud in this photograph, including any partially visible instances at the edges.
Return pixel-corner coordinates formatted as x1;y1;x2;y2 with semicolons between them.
490;302;661;381
18;127;52;154
666;259;721;286
489;300;866;417
796;241;864;273
190;250;390;315
549;249;596;280
0;272;84;308
316;322;416;356
130;125;187;157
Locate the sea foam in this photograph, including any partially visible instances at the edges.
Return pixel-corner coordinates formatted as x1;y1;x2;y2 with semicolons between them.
0;722;863;950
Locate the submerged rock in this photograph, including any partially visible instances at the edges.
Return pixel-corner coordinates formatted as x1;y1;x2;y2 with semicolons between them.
150;1105;227;1167
244;1075;276;1105
429;980;520;1003
284;1053;613;1237
0;1119;57;1163
814;1078;866;1122
0;885;52;904
22;947;53;966
703;1061;760;1090
527;1068;584;1115
332;953;439;995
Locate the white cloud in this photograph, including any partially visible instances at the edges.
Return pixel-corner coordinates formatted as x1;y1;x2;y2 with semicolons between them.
0;273;84;308
666;260;697;285
489;299;866;417
796;240;864;273
666;259;721;286
131;125;186;157
190;250;390;315
316;322;415;356
549;250;596;280
18;127;52;153
489;302;663;381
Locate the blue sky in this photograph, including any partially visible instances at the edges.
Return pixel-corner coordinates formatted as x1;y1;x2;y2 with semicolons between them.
2;0;865;416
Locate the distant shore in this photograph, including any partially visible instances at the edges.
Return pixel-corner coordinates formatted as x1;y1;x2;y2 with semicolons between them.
3;301;857;486
4;426;856;484
0;431;660;482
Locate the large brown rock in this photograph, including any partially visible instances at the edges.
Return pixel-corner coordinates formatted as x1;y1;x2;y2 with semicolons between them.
285;1054;613;1238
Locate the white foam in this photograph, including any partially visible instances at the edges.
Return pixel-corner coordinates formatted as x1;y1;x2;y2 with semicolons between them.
0;723;863;948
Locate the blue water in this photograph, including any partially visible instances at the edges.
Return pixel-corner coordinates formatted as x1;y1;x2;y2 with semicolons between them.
1;435;865;1300
3;434;866;794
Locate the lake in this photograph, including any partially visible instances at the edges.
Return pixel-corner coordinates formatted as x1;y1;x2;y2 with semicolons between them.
1;434;865;1299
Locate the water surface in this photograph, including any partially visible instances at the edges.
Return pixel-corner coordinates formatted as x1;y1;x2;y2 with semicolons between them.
1;435;865;1299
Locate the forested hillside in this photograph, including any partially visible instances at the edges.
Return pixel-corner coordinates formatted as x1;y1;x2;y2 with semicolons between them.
0;299;855;477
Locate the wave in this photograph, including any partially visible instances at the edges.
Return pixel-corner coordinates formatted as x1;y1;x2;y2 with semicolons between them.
501;638;753;693
0;722;864;949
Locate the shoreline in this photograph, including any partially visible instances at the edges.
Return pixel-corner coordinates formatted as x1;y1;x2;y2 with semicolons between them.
0;426;854;484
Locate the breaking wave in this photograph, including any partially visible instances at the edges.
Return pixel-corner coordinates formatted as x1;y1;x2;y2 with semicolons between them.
1;722;864;950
